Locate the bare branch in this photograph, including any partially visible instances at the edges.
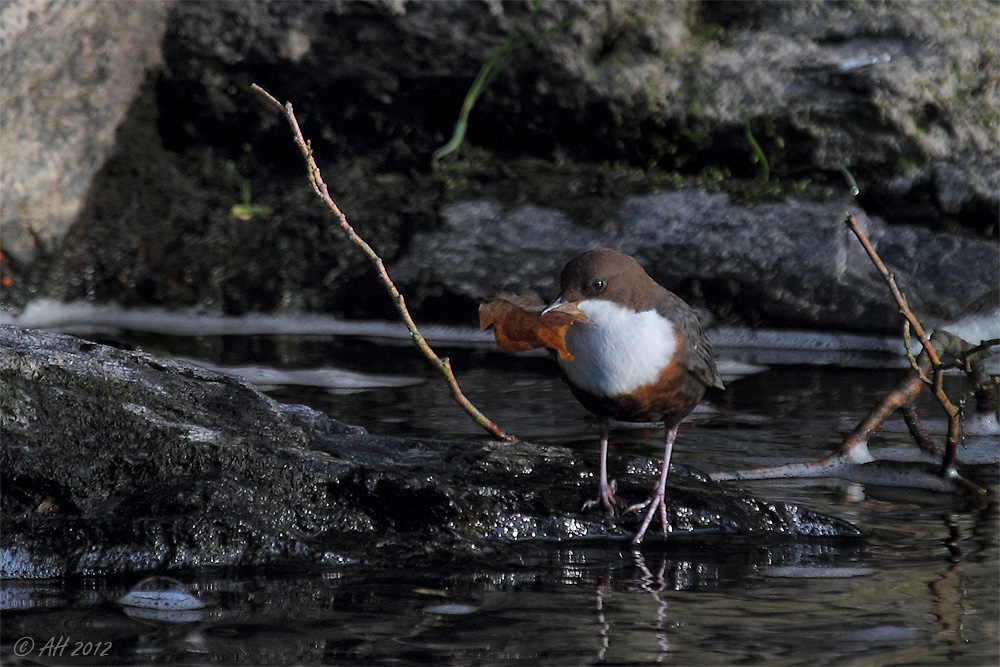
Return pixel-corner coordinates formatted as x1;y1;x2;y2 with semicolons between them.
843;213;940;367
843;213;974;483
899;406;943;457
834;370;924;461
252;83;514;442
713;215;992;494
963;338;1000;365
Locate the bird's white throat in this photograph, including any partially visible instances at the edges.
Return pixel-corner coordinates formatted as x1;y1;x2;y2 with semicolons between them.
560;299;677;398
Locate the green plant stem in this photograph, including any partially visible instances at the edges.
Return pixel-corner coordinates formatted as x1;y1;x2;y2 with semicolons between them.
432;4;583;163
743;111;769;182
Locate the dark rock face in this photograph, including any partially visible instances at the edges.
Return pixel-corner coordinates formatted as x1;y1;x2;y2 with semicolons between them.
2;1;996;331
392;191;999;332
0;325;860;576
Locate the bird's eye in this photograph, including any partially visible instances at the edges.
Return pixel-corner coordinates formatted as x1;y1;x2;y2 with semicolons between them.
591;278;606;292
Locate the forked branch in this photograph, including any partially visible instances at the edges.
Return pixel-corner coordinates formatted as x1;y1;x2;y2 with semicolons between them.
713;215;995;492
843;212;992;482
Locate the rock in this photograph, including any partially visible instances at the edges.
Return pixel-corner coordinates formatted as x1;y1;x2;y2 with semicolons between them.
393;191;999;332
146;0;998;223
0;0;174;264
1;0;995;330
0;325;860;576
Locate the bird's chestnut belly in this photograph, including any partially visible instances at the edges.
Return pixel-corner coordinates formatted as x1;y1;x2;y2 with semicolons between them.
567;360;705;426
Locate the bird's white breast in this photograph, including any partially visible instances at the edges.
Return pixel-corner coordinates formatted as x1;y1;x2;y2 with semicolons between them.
559;299;677;398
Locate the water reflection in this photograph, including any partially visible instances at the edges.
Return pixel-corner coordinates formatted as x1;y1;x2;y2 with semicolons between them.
1;512;995;665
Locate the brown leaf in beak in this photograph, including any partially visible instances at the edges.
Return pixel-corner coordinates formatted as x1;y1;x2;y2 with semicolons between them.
479;292;589;360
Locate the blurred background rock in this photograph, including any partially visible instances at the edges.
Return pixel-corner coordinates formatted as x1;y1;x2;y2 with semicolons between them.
2;0;997;331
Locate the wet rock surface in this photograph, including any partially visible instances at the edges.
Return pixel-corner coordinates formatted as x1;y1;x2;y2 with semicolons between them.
0;325;860;576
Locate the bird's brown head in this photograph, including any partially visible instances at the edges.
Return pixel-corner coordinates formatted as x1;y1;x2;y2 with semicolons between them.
554;249;664;312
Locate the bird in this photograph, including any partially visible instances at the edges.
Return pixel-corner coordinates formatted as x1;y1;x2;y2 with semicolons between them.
543;249;724;544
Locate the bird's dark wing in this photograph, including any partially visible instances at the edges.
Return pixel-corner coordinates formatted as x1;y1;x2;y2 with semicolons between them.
658;291;725;391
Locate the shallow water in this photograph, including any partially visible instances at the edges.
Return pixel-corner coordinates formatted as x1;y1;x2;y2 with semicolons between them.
2;315;997;665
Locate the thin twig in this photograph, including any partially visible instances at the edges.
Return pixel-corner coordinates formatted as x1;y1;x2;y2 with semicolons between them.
902;321;932;384
252;83;514;441
843;213;963;477
833;369;924;460
963;338;1000;363
843;213;940;367
899;406;943;457
718;220;992;493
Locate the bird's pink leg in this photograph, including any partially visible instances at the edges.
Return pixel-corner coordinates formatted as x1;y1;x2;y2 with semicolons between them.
628;425;678;544
583;420;623;514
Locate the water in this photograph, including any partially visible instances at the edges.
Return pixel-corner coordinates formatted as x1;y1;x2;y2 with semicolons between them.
1;312;997;665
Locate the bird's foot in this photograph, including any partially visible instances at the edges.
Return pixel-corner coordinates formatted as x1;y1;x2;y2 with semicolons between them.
626;484;668;545
583;479;624;515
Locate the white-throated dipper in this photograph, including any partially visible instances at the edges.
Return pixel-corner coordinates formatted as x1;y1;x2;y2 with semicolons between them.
544;249;724;545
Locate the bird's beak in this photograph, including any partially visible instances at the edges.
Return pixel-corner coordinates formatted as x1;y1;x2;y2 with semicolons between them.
541;295;567;315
